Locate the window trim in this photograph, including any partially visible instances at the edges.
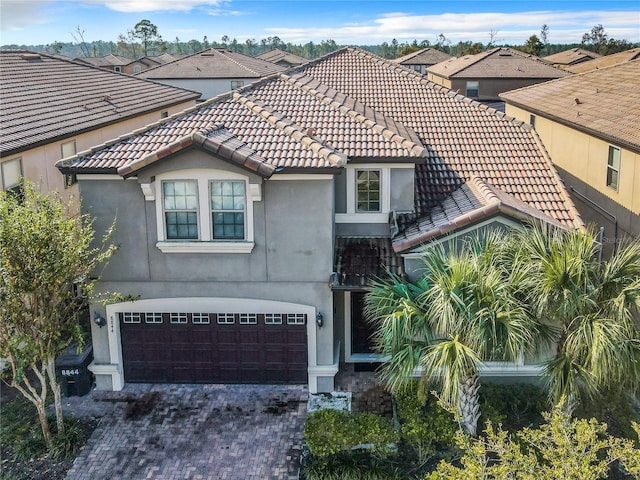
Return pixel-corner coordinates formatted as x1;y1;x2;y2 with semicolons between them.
1;157;23;192
336;165;392;223
152;168;258;253
606;145;621;191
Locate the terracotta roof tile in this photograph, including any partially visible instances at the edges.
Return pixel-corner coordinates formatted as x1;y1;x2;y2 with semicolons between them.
427;47;570;79
0;50;201;156
138;48;286;79
501;59;640;152
58;47;582;234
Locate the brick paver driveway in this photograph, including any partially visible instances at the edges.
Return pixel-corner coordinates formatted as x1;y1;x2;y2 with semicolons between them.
63;384;307;480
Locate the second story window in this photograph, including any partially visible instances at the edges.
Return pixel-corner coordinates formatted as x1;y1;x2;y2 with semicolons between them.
529;114;536;129
163;180;199;240
231;80;244;90
356;169;380;212
607;146;621;191
210;181;245;240
61;139;76;159
152;169;258;253
466;81;479;97
1;158;22;193
133;65;141;74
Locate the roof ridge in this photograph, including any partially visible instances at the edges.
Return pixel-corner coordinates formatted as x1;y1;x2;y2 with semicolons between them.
217;49;261;76
281;72;428;157
232;91;347;167
54;90;237;170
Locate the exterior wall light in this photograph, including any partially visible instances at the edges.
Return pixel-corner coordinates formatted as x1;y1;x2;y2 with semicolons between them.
316;312;323;328
93;311;107;328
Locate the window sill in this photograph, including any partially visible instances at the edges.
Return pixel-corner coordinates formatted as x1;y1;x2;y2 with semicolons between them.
156;241;255;254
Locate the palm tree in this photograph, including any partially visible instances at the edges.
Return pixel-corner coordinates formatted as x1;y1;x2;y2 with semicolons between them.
511;222;640;411
365;231;548;435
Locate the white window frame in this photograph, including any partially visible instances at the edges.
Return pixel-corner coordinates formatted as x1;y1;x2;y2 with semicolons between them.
191;313;210;324
121;312;141;324
606;145;620;191
217;313;235;324
1;158;22;191
170;313;188;324
265;313;283;325
239;313;258;325
151;168;259;253
336;165;398;223
145;313;163;324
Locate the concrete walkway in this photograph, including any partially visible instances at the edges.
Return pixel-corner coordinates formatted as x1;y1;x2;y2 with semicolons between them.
61;384;308;480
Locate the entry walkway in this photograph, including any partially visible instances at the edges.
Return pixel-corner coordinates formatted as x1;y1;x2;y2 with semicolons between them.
62;384;308;480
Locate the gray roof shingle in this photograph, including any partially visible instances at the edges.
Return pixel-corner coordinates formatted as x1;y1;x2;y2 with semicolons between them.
0;50;201;156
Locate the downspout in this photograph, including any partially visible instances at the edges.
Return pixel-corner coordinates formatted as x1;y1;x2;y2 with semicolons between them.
569;186;618;255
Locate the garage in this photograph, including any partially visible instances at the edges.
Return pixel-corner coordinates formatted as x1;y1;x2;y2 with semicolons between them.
119;310;308;384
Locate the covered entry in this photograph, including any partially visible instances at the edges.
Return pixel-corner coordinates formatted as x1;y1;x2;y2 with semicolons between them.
104;298;314;386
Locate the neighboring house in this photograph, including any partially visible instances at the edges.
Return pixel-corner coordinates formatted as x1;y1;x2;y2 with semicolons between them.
256;48;308;68
543;48;602;68
394;48;452;75
56;48;582;394
563;47;640;74
138;48;286;100
0;50;200;198
501;60;640;253
426;47;571;108
73;53;132;73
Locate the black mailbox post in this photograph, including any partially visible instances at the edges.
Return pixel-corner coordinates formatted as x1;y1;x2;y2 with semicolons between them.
55;344;93;397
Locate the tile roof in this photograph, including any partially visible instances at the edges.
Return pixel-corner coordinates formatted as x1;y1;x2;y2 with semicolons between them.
427;47;571;79
394;48;452;66
564;48;640;74
500;59;640;153
57;47;583;238
73;54;131;67
543;48;602;66
256;49;308;67
333;237;405;287
0;50;201;156
138;48;286;79
298;49;581;227
393;176;567;251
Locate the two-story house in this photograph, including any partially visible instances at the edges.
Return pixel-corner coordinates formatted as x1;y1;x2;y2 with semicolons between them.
0;51;200;199
56;48;582;394
427;47;571;109
501;60;640;254
137;48;286;100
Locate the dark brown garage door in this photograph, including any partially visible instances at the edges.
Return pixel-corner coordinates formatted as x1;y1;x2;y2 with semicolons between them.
120;311;307;384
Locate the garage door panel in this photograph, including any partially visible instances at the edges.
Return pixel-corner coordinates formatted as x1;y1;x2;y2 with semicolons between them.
120;308;307;384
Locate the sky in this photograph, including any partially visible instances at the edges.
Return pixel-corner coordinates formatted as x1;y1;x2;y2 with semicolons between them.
1;0;639;48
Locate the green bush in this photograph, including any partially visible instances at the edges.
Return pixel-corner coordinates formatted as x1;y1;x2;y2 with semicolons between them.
302;451;404;480
394;382;458;458
50;417;85;459
304;409;398;457
13;435;47;461
479;382;547;431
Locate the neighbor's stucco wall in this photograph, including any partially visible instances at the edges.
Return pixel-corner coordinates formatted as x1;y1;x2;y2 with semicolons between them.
1;100;196;203
506;103;640;240
450;78;560;101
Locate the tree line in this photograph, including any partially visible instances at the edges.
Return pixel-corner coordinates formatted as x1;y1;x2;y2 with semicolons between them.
2;20;637;60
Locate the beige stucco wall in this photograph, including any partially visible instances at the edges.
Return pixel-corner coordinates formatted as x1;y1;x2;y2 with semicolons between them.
426;73;451;88
1;100;196;203
506;104;640;216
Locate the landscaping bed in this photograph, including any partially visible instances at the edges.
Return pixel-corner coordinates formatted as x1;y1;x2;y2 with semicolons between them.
0;383;98;480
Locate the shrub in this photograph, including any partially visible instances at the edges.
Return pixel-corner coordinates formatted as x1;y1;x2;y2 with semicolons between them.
479;382;547;431
394;382;458;460
302;451;404;480
304;409;398;457
50;417;85;459
13;435;47;461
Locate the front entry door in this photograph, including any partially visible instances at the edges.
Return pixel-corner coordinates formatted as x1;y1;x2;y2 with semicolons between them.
350;292;376;355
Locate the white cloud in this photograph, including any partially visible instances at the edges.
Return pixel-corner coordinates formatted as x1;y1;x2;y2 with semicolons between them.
0;0;51;33
267;10;640;45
